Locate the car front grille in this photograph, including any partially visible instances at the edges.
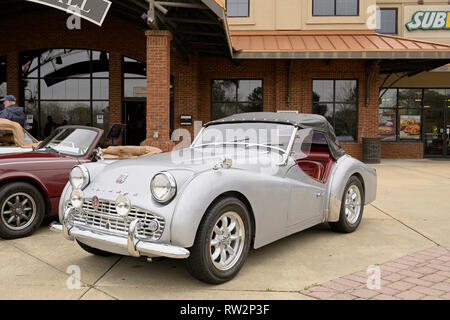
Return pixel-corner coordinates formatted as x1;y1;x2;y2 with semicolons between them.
69;198;165;241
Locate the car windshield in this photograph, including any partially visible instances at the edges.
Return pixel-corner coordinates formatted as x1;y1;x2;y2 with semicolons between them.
191;122;296;152
23;128;37;144
38;127;98;156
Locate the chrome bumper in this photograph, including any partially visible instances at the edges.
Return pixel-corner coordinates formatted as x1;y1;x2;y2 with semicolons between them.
50;208;190;259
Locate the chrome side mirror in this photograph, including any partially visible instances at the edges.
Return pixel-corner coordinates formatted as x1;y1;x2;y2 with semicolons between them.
93;147;104;161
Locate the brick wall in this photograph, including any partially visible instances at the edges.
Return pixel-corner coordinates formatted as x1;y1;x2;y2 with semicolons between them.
381;142;424;159
171;56;382;160
0;9;424;159
0;9;147;132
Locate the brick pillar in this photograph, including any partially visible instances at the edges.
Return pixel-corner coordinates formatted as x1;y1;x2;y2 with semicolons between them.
6;52;19;99
108;52;122;144
141;30;174;151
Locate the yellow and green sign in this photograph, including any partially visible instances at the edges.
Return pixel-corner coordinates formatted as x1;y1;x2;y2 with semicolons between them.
406;11;450;31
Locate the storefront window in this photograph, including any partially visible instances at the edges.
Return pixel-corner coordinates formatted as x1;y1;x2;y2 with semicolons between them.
0;56;6;101
20;49;109;138
378;88;440;142
226;0;249;18
398;89;421;140
211;79;263;120
378;89;397;141
313;0;359;16
313;79;358;142
123;57;146;98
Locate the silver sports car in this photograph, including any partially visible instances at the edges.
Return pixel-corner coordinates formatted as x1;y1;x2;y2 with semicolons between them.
51;112;377;284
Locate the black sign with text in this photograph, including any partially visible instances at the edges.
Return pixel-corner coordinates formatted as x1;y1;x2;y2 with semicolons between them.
26;0;112;26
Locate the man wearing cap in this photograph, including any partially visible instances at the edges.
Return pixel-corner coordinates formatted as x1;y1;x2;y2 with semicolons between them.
0;95;25;127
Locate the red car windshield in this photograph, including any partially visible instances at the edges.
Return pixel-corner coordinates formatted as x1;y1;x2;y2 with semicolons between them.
38;128;98;156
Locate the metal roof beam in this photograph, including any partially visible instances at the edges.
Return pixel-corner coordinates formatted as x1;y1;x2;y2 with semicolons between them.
165;17;219;25
154;1;208;10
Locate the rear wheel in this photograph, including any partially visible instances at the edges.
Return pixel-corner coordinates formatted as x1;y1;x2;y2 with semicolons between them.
76;240;115;257
186;197;251;284
0;182;45;239
329;176;364;233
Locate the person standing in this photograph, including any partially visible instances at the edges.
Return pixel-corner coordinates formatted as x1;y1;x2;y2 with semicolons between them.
0;95;25;127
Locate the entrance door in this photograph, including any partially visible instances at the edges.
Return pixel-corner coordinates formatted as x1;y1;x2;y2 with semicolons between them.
447;107;450;156
423;89;449;157
123;100;146;145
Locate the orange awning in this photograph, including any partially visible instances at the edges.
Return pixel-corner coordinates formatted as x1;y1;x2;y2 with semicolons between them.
230;30;450;59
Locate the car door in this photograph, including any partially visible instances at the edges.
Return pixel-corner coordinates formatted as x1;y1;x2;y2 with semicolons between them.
284;129;327;229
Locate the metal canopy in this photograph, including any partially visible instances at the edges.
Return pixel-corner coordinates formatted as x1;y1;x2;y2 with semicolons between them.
379;59;450;75
148;0;232;63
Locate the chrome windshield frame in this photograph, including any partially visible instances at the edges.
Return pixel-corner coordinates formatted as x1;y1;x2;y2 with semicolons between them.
190;123;298;156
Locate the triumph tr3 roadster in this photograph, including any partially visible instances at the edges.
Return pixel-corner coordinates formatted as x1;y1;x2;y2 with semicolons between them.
51;112;377;284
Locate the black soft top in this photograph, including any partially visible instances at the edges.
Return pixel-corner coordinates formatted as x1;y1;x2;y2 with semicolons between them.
205;112;346;159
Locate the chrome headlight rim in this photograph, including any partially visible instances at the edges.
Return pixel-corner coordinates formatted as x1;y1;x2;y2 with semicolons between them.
70;165;90;190
150;172;177;204
115;195;131;217
70;189;84;209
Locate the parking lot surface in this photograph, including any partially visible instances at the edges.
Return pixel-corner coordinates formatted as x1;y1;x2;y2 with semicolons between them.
1;159;449;300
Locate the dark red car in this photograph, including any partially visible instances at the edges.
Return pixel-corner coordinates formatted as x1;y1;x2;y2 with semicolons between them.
0;126;103;239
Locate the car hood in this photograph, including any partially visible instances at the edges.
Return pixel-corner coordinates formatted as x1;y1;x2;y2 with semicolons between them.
100;147;283;173
0;151;75;168
87;147;284;196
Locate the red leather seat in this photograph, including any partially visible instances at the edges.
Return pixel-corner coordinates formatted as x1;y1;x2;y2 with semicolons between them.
297;160;324;181
296;151;332;182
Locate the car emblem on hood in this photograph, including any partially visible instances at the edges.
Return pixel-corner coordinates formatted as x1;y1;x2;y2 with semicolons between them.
116;173;128;184
92;196;99;211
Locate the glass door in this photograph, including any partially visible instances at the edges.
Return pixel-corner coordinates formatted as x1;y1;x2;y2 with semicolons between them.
423;89;447;157
423;107;445;156
123;100;146;146
447;103;450;157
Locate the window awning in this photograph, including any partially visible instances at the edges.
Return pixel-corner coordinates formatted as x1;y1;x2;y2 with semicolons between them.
230;30;450;60
150;0;233;62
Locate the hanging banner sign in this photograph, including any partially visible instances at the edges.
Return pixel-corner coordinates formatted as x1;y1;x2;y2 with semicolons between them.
26;0;112;26
406;11;450;31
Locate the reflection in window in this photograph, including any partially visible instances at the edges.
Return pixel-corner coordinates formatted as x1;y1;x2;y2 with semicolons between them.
376;8;397;34
313;0;359;16
378;88;432;141
378;89;397;141
20;49;109;138
226;0;249;18
313;79;358;142
123;56;146;98
211;79;263;120
0;56;6;101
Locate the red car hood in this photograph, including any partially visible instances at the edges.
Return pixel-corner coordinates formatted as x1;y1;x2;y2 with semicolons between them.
0;151;79;170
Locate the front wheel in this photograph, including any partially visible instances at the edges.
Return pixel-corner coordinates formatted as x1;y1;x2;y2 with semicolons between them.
0;182;45;239
329;176;364;233
186;197;252;284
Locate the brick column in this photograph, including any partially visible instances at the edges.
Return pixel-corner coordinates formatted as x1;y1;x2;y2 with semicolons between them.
141;30;174;151
6;52;19;99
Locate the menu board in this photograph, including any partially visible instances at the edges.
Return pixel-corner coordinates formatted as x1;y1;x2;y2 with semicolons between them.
378;111;396;140
400;115;421;140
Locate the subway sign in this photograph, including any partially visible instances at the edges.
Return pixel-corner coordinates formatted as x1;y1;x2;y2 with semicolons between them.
26;0;112;26
406;11;450;31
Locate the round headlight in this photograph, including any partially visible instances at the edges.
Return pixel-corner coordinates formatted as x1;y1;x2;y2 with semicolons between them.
150;172;176;204
115;195;131;217
70;166;89;190
70;189;84;209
